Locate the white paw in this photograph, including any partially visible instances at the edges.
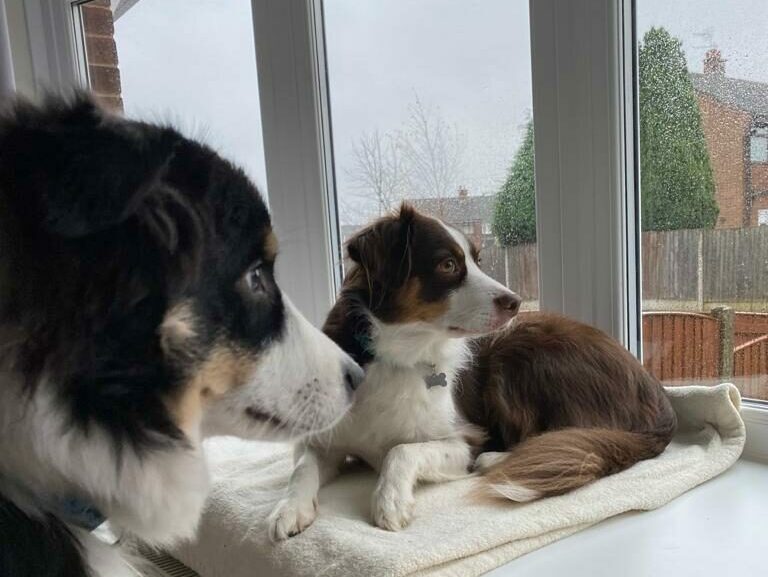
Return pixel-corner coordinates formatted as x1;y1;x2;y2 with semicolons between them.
372;483;415;531
267;496;317;541
474;451;508;473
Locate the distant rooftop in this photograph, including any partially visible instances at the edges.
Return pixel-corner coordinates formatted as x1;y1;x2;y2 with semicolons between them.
409;193;495;226
691;72;768;117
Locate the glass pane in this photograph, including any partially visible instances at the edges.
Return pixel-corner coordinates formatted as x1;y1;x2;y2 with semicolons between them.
750;135;768;163
75;0;267;192
324;0;538;309
638;0;768;401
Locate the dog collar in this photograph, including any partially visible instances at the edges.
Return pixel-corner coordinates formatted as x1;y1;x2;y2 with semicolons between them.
355;332;447;389
351;314;447;389
352;331;375;358
54;497;122;545
57;497;105;531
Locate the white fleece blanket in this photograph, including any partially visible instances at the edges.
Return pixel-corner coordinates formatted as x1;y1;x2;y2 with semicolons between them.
172;383;745;577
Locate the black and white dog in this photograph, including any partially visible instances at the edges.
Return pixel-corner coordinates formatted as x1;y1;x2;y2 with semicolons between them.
0;96;362;576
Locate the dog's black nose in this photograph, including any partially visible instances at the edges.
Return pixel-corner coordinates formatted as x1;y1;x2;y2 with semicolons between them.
343;359;365;393
494;291;522;317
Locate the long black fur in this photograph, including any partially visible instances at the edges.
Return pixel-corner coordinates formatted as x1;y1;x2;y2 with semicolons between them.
0;495;90;577
0;94;285;575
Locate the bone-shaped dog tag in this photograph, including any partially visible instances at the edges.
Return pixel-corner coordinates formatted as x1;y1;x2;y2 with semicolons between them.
424;372;447;389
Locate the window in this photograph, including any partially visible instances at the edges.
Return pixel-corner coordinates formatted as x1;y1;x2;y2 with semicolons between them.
75;0;267;192
323;0;539;310
12;0;768;452
751;127;768;163
759;209;768;226
638;0;768;402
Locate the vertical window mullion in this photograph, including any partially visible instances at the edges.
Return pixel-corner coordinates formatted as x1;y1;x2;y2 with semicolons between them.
250;0;336;327
529;0;639;351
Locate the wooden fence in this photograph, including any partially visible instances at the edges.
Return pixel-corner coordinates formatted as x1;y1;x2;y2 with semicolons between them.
642;229;701;302
641;312;719;381
734;335;768;400
641;309;768;401
482;226;768;308
479;231;768;399
735;312;768;346
480;240;538;300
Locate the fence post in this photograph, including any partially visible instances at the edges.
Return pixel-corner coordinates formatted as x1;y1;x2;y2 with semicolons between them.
504;246;510;288
711;306;734;380
696;230;704;311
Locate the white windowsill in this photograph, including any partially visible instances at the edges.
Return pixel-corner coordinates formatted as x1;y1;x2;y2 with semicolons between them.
487;458;768;577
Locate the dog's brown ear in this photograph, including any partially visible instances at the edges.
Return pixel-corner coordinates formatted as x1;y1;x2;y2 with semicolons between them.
347;203;415;287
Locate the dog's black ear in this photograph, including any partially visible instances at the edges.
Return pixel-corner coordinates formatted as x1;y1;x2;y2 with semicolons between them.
347;203;415;287
0;96;181;237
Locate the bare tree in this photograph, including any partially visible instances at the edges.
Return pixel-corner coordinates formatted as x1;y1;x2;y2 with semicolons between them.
346;129;410;219
344;96;465;224
397;96;464;216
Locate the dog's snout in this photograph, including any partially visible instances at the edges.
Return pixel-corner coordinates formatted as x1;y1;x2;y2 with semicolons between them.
343;359;365;393
494;291;522;317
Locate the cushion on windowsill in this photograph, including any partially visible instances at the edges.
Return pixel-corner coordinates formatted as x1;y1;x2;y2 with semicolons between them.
171;383;745;577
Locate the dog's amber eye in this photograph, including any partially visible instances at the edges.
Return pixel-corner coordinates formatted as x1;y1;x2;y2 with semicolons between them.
246;261;264;292
437;258;459;274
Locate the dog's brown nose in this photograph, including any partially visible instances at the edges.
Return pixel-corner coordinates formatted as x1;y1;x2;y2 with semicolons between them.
494;291;521;318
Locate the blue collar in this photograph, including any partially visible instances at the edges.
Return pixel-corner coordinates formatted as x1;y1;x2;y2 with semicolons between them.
55;496;106;532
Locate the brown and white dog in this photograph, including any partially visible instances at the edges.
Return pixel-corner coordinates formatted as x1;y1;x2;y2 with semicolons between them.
268;204;676;539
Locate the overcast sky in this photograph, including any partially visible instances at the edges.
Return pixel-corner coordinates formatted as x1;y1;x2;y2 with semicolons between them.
114;0;768;224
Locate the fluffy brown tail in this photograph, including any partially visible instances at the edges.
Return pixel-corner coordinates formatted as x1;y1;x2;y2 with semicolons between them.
478;426;673;502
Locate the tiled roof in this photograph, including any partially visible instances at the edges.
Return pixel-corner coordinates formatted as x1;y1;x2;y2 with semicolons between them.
339;195;496;241
691;72;768;117
408;195;495;226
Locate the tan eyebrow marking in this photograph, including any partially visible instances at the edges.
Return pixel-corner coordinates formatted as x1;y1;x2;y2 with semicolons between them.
264;229;279;261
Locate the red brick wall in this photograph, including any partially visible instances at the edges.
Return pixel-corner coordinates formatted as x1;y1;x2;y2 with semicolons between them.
696;93;751;228
82;1;123;111
752;164;768;192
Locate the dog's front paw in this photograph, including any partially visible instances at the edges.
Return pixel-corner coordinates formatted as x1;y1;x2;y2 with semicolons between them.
267;495;318;541
372;483;415;531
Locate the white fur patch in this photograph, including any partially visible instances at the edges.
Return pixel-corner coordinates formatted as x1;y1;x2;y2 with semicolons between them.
489;482;541;502
272;310;475;536
474;451;508;472
202;296;354;440
441;223;517;334
0;377;209;547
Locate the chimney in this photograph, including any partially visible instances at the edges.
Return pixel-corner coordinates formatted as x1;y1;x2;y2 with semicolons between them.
704;49;726;76
457;186;469;199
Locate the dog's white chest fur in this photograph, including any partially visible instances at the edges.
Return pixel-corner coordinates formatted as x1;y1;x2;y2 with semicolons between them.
269;329;476;539
322;329;468;470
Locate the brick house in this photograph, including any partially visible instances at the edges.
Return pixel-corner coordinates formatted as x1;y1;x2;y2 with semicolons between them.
340;188;495;247
692;50;768;228
410;188;495;246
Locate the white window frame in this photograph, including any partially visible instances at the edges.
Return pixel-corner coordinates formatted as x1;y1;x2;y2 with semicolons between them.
13;0;83;95
529;0;639;352
5;0;768;458
750;126;768;164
